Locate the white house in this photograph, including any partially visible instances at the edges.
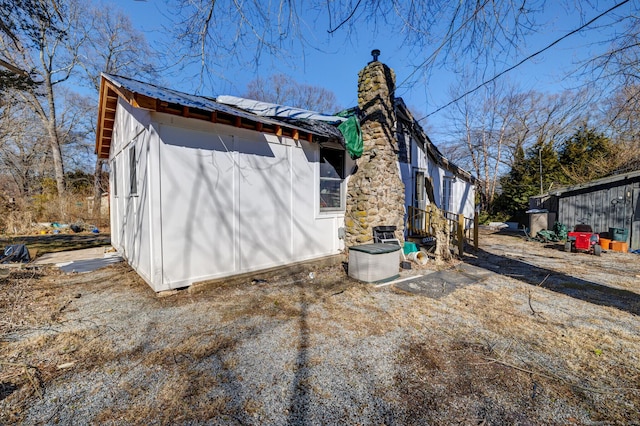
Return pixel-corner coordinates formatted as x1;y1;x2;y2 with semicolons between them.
95;62;475;292
394;99;476;232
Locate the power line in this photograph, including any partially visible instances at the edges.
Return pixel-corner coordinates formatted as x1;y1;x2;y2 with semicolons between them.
417;0;631;122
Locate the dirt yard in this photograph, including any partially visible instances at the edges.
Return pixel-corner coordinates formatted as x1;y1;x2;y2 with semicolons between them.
1;230;639;424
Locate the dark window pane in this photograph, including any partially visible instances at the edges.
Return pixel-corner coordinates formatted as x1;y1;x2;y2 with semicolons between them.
320;179;342;209
112;161;118;197
129;147;137;195
320;148;344;179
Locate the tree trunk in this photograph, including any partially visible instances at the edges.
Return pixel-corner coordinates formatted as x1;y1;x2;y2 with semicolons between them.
47;121;65;196
44;75;65;196
92;158;104;222
428;205;452;264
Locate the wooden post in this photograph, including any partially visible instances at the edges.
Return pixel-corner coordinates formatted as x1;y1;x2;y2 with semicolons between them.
457;213;465;257
474;212;479;250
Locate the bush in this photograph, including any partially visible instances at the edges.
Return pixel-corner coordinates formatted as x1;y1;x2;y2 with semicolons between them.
477;211;510;225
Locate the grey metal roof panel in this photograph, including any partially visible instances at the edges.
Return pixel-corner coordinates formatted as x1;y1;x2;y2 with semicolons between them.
552;169;640;196
277;117;344;143
216;95;346;123
101;73;342;139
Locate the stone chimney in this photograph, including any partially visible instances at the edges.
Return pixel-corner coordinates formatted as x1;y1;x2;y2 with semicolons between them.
344;51;406;246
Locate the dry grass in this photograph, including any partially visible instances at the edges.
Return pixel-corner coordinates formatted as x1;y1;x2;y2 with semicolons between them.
1;231;640;424
1;194;110;236
0;234;111;258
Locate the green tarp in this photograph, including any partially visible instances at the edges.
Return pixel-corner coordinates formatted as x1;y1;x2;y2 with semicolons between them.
533;222;568;242
337;116;363;159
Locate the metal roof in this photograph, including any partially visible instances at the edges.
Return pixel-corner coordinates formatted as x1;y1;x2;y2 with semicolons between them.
216;95;346;123
549;169;640;196
95;74;344;159
394;98;477;184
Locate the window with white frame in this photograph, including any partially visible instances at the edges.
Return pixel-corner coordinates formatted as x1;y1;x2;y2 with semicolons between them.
129;146;137;196
112;160;118;197
442;176;453;212
319;147;345;211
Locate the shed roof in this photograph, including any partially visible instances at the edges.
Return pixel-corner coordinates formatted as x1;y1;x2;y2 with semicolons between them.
95;74;344;159
548;169;640;197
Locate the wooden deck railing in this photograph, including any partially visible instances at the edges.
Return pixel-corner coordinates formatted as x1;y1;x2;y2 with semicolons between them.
407;205;479;255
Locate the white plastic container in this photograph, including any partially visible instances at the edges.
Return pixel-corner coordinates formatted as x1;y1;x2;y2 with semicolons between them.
348;243;400;283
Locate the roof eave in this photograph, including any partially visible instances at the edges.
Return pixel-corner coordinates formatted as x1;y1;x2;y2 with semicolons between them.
95;75;339;159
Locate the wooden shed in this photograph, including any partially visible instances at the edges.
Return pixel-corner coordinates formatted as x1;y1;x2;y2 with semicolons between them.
531;170;640;250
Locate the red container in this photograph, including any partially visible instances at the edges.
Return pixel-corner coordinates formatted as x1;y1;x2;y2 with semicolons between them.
568;231;593;251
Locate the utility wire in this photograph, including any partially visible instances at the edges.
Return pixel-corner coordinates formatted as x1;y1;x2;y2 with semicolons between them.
417;0;631;122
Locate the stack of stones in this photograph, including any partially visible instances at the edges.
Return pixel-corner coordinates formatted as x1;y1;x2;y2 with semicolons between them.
344;58;406;247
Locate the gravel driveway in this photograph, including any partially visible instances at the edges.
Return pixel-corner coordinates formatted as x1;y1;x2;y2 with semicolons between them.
2;230;640;424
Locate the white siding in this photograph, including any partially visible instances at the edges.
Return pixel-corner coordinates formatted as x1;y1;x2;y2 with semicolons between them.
158;123;237;288
407;134;476;220
109;100;154;285
151;114;345;290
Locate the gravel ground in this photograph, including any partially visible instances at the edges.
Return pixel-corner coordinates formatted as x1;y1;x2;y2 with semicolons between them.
1;230;640;424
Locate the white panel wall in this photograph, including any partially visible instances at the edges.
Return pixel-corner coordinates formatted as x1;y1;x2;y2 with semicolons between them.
236;137;293;270
109;100;153;284
154;115;345;290
453;180;476;219
158;123;237;289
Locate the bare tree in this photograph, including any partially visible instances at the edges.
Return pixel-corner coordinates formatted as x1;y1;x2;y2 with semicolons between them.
244;74;340;113
445;79;524;210
58;89;95;172
77;4;159;219
78;6;160;91
584;11;640;99
0;0;65;89
0;95;50;196
444;78;593;212
600;85;640;172
168;0;586;88
0;0;88;196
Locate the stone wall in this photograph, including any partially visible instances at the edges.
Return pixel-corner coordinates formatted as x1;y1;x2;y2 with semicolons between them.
344;60;406;246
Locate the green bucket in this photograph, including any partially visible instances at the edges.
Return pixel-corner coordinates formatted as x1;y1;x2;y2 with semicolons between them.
403;241;419;255
609;227;629;242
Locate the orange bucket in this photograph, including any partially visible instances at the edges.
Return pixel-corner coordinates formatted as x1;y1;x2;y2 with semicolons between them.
599;238;611;250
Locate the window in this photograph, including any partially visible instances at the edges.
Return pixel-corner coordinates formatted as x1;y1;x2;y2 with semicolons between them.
112;160;118;197
319;147;345;211
415;171;424;208
442;176;452;212
129;146;137;196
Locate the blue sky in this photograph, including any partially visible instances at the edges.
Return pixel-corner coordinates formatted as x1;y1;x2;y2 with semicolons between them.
109;1;636;137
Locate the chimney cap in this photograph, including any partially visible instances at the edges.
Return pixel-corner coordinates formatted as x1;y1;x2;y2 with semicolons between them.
371;49;380;62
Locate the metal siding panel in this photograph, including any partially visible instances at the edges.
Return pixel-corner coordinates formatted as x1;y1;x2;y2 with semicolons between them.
559;197;567;227
575;192;588;224
558;198;567;226
595;189;606;233
632;187;640;250
616;186;627;228
559;196;576;228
